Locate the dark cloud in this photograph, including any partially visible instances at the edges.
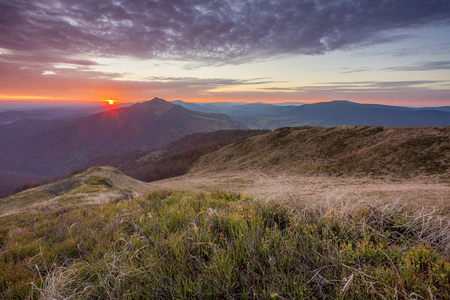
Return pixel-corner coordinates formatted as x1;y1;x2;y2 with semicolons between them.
384;61;450;71
1;0;449;64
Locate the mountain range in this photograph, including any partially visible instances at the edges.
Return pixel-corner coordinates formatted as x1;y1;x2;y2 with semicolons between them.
0;98;245;196
1;97;449;198
173;100;450;129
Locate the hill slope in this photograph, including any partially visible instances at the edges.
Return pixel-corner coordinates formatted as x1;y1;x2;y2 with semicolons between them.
0;166;154;217
1;167;450;298
192;126;450;178
0;98;246;177
80;129;269;182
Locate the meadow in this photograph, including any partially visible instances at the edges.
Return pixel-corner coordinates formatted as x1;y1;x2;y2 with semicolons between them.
1;188;449;299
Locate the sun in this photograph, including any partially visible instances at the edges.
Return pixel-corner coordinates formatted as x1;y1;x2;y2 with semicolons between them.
106;99;115;105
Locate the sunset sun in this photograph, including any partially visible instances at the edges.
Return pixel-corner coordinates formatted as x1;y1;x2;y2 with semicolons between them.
106;99;115;105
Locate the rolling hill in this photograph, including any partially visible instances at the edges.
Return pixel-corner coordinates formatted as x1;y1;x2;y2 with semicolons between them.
0;98;246;179
0;111;55;125
173;100;296;118
80;129;269;182
0;118;77;143
192;125;450;178
1;127;450;299
0;105;110;125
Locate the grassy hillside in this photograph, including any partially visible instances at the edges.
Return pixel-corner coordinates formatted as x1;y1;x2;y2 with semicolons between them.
81;129;269;182
0;167;152;218
2;182;450;298
2;126;450;298
192;126;450;179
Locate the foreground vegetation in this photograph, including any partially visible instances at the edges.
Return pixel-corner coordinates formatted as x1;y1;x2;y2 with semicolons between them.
1;190;450;299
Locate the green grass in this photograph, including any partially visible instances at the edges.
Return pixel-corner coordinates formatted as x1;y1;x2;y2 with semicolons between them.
84;176;115;188
1;190;450;299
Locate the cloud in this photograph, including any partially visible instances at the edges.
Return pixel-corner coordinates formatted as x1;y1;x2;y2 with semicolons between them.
206;81;450;105
260;87;298;91
341;67;372;74
258;81;448;93
384;61;450;71
1;0;449;64
0;60;276;101
362;43;450;58
1;59;448;105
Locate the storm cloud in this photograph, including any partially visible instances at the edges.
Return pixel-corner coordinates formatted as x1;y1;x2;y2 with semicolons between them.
1;0;450;64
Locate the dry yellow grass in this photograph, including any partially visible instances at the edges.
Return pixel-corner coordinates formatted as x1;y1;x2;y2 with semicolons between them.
192;126;450;179
154;170;450;213
2;165;449;218
0;166;155;217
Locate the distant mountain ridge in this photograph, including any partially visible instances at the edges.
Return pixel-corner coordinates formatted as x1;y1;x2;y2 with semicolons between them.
0;105;111;124
0;98;246;179
174;100;450;129
0;110;63;125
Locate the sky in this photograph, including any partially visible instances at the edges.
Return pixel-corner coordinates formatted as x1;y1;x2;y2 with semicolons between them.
1;0;450;106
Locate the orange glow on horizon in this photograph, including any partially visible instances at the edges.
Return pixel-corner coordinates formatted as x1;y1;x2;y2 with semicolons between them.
1;95;445;107
0;95;57;100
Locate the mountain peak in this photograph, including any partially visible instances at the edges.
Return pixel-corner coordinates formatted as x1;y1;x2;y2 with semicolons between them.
150;97;167;103
329;100;353;104
134;97;174;108
131;97;176;116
